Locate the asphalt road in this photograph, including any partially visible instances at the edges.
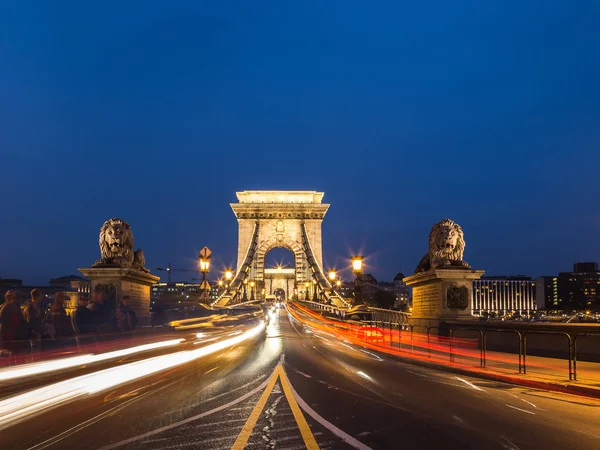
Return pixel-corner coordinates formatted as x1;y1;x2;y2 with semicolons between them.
2;305;600;450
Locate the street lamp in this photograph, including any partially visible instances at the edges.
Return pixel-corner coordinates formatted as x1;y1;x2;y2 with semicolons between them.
312;278;318;302
199;253;211;302
243;278;248;302
328;270;337;296
250;280;255;301
351;255;364;305
351;256;363;274
224;269;233;287
305;282;309;301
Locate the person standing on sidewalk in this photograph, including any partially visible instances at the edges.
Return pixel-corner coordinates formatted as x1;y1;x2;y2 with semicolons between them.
23;289;45;352
72;295;94;335
88;287;115;333
0;291;25;357
48;292;74;343
116;296;138;332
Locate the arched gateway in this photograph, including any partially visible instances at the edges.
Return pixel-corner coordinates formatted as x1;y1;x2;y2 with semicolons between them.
215;191;347;307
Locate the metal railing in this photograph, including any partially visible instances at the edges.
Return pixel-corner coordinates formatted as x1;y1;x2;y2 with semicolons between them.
365;320;600;382
368;307;410;325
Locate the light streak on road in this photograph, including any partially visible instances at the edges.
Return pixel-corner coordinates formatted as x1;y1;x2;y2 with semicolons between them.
455;377;485;392
356;371;373;381
505;404;536;415
0;322;265;430
0;339;184;382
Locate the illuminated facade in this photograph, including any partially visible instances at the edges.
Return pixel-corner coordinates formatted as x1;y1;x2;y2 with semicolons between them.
472;276;536;316
536;276;559;310
557;262;600;311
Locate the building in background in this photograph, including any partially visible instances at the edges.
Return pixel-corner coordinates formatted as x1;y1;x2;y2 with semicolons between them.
0;275;90;314
49;275;91;312
536;276;559;311
472;276;536;317
150;281;221;312
557;262;600;311
377;272;411;309
357;274;379;302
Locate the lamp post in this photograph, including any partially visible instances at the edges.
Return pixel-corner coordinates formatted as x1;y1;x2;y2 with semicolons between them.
312;278;318;302
305;282;310;301
224;269;233;288
250;281;255;301
243;278;248;302
351;255;363;305
328;270;336;297
198;253;211;302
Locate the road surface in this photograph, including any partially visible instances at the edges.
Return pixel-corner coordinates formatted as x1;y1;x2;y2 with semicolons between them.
1;305;600;450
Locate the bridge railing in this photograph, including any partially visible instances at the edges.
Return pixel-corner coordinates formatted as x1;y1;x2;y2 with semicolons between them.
365;319;600;382
368;307;410;325
296;300;411;324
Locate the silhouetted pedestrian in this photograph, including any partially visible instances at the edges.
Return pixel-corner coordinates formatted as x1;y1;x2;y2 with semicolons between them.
23;289;45;340
72;295;94;335
0;291;24;356
116;296;138;332
88;288;115;333
48;292;74;341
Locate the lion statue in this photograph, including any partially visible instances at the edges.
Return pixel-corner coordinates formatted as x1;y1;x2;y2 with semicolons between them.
132;248;150;273
415;218;469;273
94;218;135;267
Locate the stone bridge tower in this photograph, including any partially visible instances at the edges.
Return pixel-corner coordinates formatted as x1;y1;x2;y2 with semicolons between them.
231;191;329;287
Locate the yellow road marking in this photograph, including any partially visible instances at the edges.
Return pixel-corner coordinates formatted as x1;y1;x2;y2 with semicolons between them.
231;364;319;450
277;365;320;450
231;367;280;450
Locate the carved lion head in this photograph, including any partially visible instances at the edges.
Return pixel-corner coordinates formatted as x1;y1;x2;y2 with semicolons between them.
99;218;134;266
429;218;465;267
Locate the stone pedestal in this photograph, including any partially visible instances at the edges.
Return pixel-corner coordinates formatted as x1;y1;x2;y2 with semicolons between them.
78;266;160;324
403;268;484;329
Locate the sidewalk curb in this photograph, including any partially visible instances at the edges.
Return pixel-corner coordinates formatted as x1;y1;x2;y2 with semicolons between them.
376;345;600;400
290;302;600;400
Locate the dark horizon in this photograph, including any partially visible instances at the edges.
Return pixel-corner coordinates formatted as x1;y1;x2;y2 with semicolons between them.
1;2;599;285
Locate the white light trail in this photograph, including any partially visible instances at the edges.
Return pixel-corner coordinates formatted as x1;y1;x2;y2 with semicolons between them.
0;322;265;430
0;339;184;382
455;377;485;392
356;371;373;381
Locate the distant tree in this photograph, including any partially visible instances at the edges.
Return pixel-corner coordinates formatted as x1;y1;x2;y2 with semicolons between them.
370;290;396;309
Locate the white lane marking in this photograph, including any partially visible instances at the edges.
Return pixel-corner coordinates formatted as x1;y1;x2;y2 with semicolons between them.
406;369;429;378
97;375;272;449
455;377;485;391
574;429;600;440
186;374;268;409
287;378;373;450
356;371;373;381
452;415;465;426
499;435;522;450
505;404;535;415
360;349;383;361
27;393;147;450
506;392;541;410
291;368;313;379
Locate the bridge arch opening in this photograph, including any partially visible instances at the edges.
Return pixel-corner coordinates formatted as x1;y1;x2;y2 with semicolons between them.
265;247;295;269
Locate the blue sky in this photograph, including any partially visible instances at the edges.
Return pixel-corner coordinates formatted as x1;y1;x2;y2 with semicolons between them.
1;1;599;284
